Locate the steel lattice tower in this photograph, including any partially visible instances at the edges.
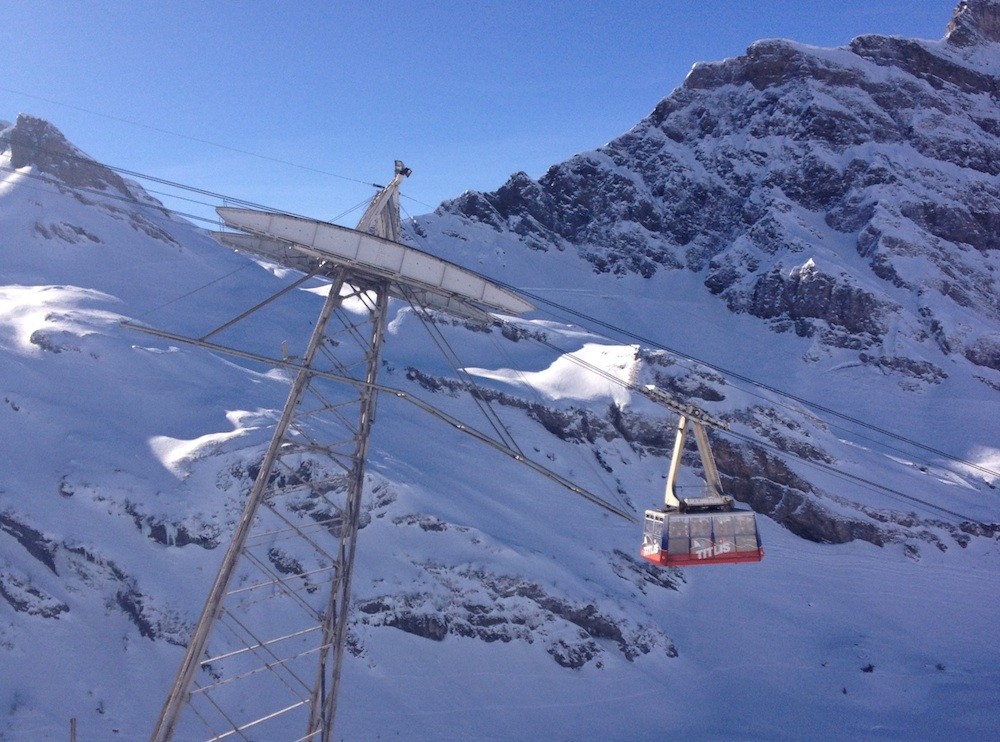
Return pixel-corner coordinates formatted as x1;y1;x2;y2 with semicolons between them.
153;164;415;741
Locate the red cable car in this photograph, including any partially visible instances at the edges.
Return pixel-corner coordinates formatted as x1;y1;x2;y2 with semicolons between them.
639;388;763;567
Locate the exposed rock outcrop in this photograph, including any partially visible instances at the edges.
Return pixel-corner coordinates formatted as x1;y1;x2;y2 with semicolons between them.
423;3;1000;377
355;564;678;669
1;114;135;199
946;0;1000;47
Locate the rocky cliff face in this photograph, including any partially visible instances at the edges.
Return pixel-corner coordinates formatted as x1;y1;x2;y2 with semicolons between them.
404;0;1000;561
1;114;137;200
428;0;1000;378
948;0;1000;46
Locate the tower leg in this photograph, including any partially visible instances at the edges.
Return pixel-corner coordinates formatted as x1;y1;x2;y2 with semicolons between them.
152;163;411;741
306;283;390;741
151;273;348;742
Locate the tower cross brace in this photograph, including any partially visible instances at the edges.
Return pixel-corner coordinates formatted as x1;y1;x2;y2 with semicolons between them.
152;165;409;742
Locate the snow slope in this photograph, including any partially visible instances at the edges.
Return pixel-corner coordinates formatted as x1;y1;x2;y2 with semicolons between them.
2;4;1000;739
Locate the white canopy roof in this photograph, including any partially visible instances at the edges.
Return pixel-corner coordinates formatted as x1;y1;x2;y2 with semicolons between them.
214;207;534;318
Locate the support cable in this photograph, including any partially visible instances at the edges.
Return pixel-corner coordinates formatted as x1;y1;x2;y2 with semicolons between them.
8;139;994;484
472;315;631;512
525;318;1000;509
499;318;992;523
401;285;523;455
487;286;1000;481
7;137;992;510
0;92;380;187
722;427;982;523
126;315;993;525
0;163;219;227
121;321;635;522
199;268;325;341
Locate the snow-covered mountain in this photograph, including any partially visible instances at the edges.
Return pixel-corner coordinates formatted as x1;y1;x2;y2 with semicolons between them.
2;1;999;739
413;0;1000;549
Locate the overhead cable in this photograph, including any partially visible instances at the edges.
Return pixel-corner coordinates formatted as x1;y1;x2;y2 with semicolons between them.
491;283;1000;482
0;85;380;188
508;320;988;523
6;140;996;488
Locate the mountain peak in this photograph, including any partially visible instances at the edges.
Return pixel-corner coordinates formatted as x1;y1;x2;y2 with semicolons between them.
1;113;134;198
946;0;1000;46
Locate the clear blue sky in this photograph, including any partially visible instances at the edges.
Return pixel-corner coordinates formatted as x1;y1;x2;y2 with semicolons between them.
2;1;959;224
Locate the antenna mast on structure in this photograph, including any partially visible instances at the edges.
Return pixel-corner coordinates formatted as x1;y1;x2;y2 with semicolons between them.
151;161;533;741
